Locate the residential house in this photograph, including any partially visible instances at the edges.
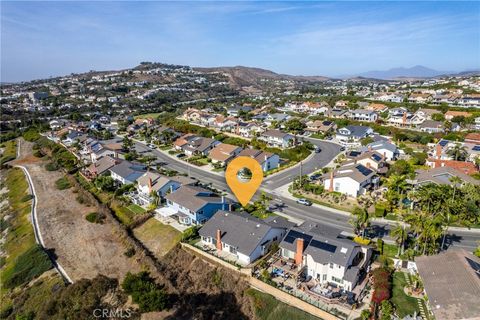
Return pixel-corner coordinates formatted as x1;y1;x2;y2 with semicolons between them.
464;132;480;144
416;249;480;320
415;108;442;120
335;126;373;146
213;115;238;132
365;103;388;113
264;113;290;127
387;108;424;127
407;166;480;187
109;161;147;185
322;162;379;197
360;140;399;161
199;211;291;265
226;105;253;117
278;223;372;292
134;172;196;206
163;186;230;225
208;143;243;166
86;155;122;178
305;120;337;134
418;120;445;133
408;93;432;103
345;151;388;173
155;126;180;144
174;134;220;156
329;108;349;119
335;100;349;108
238;148;280;172
63;130;87;146
444;110;472;121
236;122;265;138
348;109;378;122
424;159;479;175
259;129;295;149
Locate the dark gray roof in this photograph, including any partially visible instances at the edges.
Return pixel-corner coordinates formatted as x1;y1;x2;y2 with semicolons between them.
279;222;360;268
165;185;226;212
109;161;146;181
413;167;480;186
337;125;371;138
199;211;284;256
263;216;296;229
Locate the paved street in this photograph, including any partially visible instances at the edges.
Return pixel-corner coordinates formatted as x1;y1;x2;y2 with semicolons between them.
114;137;480;251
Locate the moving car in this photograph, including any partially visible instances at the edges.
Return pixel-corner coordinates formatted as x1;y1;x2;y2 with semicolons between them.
296;198;312;206
315;146;322;153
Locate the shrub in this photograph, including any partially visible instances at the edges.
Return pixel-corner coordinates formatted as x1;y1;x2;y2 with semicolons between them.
33;150;43;158
122;272;168;312
55;177;71;190
85;212;105;224
21;194;34;202
45;162;59;171
353;236;371;246
124;247;136;257
181;225;200;242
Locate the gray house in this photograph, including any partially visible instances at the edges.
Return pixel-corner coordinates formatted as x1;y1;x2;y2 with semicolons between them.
199;211;291;265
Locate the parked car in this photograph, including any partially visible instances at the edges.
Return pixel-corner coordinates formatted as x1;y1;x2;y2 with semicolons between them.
309;174;321;181
176;153;186;158
340;146;345;151
147;144;156;149
315;146;322;153
296;198;312;206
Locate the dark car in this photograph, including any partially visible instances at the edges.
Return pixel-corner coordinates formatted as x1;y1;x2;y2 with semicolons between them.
176;153;186;158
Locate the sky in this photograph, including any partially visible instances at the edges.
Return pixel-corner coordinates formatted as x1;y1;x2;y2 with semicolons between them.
1;1;479;82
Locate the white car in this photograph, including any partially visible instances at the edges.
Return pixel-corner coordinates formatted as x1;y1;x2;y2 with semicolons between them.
296;198;312;206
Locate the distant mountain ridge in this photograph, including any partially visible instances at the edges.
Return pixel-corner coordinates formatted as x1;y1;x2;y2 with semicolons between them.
352;65;452;80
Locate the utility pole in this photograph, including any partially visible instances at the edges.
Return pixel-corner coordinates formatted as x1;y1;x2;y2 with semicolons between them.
299;161;303;190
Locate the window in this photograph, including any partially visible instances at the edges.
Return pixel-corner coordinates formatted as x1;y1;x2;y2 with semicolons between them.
331;276;344;284
329;263;334;269
334;183;340;192
322;274;327;281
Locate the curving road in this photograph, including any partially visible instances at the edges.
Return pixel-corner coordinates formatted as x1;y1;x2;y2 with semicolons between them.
112;136;480;251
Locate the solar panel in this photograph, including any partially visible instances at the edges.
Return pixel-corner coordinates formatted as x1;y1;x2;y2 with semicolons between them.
372;154;382;161
284;230;313;244
439;140;449;147
357;164;373;176
473;145;480;151
349;151;361;157
309;239;337;253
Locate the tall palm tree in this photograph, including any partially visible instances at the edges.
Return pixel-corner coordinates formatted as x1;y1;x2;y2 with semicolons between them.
350;207;370;238
446;143;468;161
440;176;462;250
391;223;408;256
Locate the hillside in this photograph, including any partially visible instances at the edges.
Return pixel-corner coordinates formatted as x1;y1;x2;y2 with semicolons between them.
194;65;330;92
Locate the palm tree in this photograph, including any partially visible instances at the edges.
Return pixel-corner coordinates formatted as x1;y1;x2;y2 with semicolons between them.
440;176;462;250
350;207;370;238
391;223;408;256
446;143;468;161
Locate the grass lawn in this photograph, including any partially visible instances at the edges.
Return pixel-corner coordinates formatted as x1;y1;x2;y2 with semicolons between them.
1;168;52;298
133;218;181;257
0;140;17;165
391;272;420;318
127;203;146;214
245;288;320;320
383;243;399;258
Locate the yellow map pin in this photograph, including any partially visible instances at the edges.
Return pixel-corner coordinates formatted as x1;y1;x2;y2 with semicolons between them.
225;156;263;207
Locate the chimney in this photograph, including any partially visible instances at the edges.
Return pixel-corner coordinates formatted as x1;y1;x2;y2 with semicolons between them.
329;171;334;192
402;113;407;125
216;229;222;251
436;144;442;160
295;238;304;265
148;178;153;193
366;162;371;169
368;145;372;152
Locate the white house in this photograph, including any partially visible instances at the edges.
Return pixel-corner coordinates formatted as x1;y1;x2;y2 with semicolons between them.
348;109;378;122
259;129;295;149
237;148;280;172
278;223;372;292
323;162;379;197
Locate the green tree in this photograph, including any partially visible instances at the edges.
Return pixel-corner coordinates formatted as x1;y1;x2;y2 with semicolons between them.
350;206;370;238
391;223;408;256
447;143;468;161
284;118;306;134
